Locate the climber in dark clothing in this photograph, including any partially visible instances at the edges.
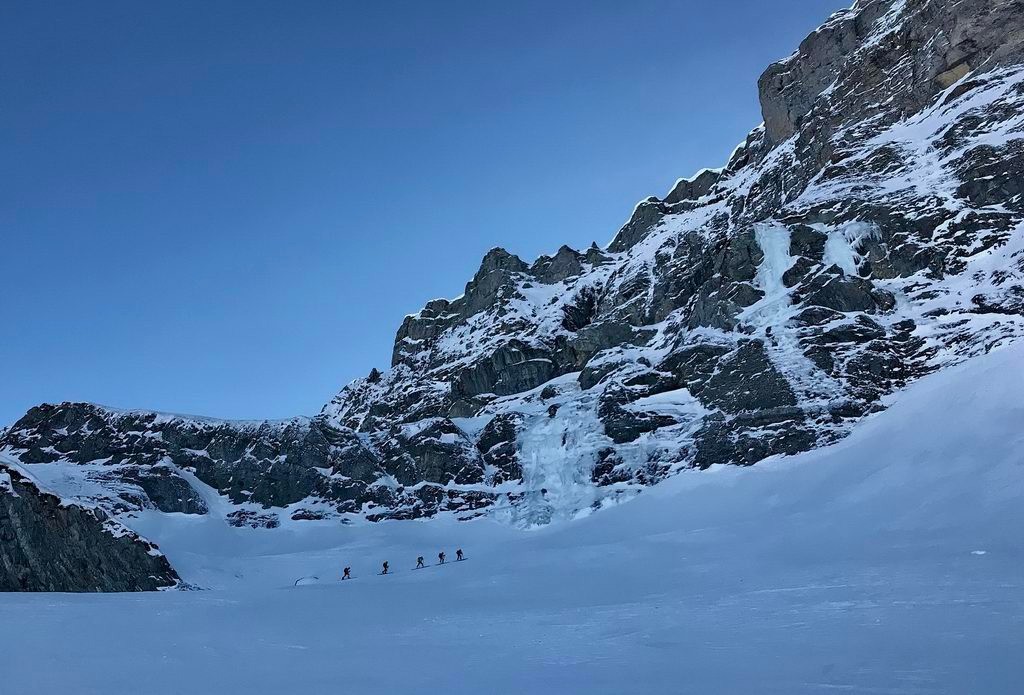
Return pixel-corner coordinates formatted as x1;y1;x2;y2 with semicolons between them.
342;567;351;580
416;556;425;569
438;551;446;565
381;561;389;575
456;549;464;561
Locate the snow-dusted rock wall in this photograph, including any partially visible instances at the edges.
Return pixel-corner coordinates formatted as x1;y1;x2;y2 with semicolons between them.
320;0;1024;517
0;460;179;591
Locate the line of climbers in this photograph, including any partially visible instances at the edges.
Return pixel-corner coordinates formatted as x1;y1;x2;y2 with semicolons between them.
341;548;464;580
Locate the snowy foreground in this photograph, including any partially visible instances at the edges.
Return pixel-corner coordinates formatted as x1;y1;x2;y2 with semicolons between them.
3;346;1024;694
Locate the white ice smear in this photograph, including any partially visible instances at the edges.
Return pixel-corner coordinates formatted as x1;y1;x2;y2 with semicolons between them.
753;222;793;298
490;384;607;528
821;221;878;275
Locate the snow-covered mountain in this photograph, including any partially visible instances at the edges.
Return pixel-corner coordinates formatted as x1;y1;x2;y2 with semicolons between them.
3;0;1024;590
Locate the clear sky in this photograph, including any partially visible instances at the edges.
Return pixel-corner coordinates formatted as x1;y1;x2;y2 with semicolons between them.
0;1;848;426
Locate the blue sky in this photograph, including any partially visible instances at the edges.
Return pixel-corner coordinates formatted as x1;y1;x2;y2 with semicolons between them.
0;1;848;426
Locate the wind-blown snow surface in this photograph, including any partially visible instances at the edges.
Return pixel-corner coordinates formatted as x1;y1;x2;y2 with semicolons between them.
3;344;1023;694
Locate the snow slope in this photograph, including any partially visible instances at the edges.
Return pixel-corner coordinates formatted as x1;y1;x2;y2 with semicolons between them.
2;342;1022;694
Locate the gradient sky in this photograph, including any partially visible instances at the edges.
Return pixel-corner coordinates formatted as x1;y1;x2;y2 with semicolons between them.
0;1;849;426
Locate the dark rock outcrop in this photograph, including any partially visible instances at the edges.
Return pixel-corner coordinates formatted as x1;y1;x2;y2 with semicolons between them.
0;464;179;592
663;169;721;204
477;413;525;483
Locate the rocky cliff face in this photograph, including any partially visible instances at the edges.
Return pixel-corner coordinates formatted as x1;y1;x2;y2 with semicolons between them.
322;0;1024;523
0;461;179;591
0;403;494;526
3;0;1024;545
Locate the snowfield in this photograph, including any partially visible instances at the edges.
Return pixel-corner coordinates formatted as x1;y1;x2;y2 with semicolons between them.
2;343;1023;694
